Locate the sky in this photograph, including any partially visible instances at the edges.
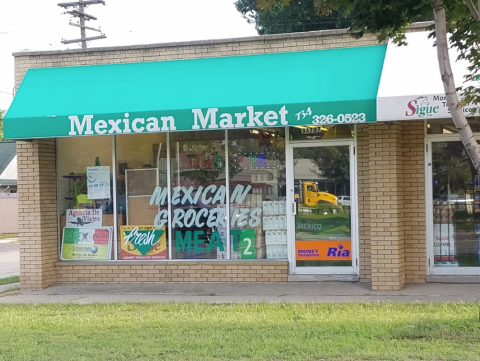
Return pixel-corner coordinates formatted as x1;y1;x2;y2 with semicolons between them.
0;0;258;111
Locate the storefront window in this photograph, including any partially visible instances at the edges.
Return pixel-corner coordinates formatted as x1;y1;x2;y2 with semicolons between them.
170;131;226;259
116;133;168;260
431;141;480;267
228;129;286;259
57;136;114;260
57;129;290;262
427;119;480;134
290;124;353;141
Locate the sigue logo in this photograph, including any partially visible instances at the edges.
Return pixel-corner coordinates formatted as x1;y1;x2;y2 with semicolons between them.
405;96;440;117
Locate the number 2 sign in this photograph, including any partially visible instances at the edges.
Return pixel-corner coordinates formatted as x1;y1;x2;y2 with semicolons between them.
240;229;256;259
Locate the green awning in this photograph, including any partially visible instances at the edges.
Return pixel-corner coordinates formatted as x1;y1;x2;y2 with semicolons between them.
5;44;386;139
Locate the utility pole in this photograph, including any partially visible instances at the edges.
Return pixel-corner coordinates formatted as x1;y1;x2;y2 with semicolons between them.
58;0;106;49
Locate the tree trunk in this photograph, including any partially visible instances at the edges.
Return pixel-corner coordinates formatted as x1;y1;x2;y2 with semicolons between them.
432;0;480;170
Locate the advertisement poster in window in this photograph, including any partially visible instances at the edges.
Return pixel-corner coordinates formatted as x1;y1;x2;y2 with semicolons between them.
87;166;111;200
61;227;112;260
120;225;167;260
433;223;456;264
65;208;102;228
295;240;352;261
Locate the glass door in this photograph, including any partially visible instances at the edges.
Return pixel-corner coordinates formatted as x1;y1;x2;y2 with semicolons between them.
289;142;356;274
428;139;480;274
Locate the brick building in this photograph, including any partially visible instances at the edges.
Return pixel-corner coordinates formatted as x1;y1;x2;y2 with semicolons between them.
5;24;480;290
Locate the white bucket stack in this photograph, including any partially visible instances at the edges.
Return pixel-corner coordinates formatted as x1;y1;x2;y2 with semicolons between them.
262;201;287;259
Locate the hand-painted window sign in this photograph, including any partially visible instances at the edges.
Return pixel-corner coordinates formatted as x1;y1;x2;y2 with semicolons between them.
149;184;262;230
175;229;256;259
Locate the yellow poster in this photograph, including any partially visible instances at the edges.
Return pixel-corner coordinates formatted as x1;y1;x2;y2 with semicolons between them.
120;225;167;260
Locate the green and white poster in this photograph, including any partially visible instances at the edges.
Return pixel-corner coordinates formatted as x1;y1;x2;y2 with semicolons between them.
61;227;112;260
240;229;256;259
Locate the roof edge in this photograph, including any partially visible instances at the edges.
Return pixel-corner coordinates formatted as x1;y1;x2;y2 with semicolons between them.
13;21;433;57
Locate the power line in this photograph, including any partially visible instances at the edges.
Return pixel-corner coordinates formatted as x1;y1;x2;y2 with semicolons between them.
58;0;106;49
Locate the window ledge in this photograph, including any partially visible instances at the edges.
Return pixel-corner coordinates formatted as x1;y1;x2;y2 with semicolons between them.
426;275;480;284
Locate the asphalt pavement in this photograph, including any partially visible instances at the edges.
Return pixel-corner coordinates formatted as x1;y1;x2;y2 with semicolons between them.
0;238;19;279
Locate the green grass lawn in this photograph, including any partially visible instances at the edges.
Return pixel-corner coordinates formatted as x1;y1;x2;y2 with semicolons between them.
0;275;19;285
0;233;17;240
0;303;479;361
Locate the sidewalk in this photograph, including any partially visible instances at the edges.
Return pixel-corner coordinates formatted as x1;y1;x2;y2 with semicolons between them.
1;282;479;304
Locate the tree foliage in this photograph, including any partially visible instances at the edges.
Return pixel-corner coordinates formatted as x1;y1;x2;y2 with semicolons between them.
236;0;480;170
235;0;350;35
245;0;479;110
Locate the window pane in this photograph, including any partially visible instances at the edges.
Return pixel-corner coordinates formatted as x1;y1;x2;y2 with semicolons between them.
293;146;352;267
57;136;114;258
432;141;480;267
170;131;226;259
228;128;286;259
427;118;480;134
116;133;168;260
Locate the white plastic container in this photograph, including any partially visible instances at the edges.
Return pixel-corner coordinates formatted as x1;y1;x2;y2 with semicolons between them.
273;201;279;215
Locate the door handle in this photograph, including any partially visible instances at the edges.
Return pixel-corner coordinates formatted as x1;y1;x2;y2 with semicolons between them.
292;201;297;215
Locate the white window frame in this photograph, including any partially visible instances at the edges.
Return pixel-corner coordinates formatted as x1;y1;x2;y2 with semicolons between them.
426;130;480;275
285;126;359;275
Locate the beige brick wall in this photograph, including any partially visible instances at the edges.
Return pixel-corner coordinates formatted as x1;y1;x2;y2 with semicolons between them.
56;261;288;283
17;140;58;290
357;124;371;282
402;121;426;284
356;122;426;290
14;30;381;88
369;123;406;291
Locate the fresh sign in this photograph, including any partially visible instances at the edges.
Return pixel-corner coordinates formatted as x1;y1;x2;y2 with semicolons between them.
120;225;167;260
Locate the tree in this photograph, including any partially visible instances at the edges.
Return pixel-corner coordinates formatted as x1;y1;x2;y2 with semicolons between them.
239;0;480;171
235;0;350;35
